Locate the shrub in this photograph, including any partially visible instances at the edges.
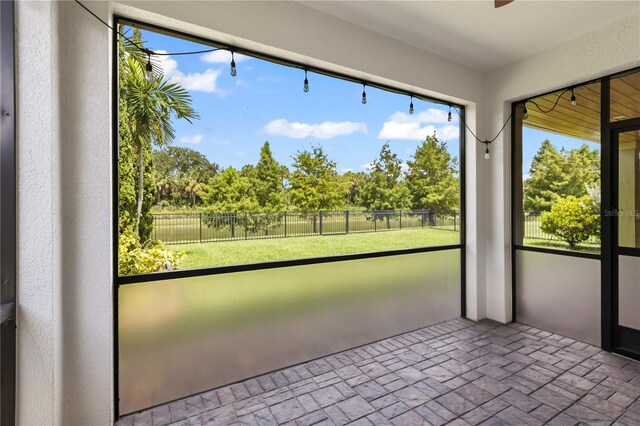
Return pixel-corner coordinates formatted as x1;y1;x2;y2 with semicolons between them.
541;195;600;248
118;231;185;275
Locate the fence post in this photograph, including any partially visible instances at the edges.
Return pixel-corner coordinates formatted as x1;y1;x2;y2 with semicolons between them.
422;211;425;228
284;212;287;238
374;212;377;232
345;210;349;234
244;213;248;240
399;209;402;230
319;210;323;235
453;211;457;231
199;212;203;242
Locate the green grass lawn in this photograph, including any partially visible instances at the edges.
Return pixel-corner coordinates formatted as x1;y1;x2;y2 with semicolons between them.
172;228;459;269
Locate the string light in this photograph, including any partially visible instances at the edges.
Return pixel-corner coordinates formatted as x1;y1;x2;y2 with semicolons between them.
447;106;452;122
523;105;528;120
230;52;237;77
409;96;414;115
362;84;367;104
570;89;577;107
303;70;309;93
484;143;491;160
145;53;154;82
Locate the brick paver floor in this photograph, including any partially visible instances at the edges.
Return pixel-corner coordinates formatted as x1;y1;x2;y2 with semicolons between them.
117;319;640;425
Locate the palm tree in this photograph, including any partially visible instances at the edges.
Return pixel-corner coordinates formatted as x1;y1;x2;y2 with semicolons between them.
119;31;199;238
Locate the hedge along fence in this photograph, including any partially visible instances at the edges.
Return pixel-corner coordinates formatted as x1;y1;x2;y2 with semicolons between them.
152;209;460;245
524;213;600;244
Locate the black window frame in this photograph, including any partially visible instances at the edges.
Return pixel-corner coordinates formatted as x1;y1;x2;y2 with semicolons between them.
112;16;467;286
112;16;468;417
510;66;640;357
0;0;16;424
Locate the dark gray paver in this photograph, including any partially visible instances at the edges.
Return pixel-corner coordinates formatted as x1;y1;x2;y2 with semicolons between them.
118;319;640;426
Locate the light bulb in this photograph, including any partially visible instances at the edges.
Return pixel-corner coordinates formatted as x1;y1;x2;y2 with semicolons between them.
447;106;452;122
230;52;237;77
145;55;154;82
523;106;528;120
409;97;414;115
303;71;309;93
485;146;491;160
362;85;367;104
570;90;577;107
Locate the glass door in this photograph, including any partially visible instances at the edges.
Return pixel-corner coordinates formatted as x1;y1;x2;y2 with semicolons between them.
614;127;640;357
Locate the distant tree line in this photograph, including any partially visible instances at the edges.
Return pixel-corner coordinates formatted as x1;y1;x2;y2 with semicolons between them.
152;136;460;225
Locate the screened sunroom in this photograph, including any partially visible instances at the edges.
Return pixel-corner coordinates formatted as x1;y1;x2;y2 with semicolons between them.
2;1;640;425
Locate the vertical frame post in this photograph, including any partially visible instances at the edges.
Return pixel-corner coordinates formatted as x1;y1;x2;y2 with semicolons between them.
0;1;16;423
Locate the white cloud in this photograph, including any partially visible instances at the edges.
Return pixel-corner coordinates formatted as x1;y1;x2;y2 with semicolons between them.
263;119;368;139
378;108;459;141
201;50;250;64
361;163;373;171
178;134;203;145
156;51;223;94
341;168;353;174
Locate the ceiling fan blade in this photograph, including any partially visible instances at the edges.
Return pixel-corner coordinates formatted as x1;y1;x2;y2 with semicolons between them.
495;0;514;7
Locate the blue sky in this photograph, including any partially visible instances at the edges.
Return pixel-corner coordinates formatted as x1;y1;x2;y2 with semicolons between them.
137;28;461;174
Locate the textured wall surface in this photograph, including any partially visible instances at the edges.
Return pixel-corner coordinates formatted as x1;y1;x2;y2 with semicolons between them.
16;0;113;424
16;2;56;425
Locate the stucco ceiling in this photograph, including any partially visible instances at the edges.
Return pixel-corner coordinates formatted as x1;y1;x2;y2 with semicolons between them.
300;1;640;72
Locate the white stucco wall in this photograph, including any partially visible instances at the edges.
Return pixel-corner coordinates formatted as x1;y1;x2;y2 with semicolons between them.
14;0;640;423
484;11;640;323
16;0;113;424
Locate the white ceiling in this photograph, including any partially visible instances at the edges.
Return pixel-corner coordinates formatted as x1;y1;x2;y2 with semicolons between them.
300;0;640;72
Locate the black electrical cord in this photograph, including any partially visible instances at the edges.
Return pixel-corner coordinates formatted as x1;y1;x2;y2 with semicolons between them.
453;107;512;145
526;88;572;114
75;0;219;57
453;85;575;147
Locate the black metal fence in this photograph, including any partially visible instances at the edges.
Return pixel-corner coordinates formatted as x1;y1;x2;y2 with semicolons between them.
153;209;460;245
524;213;600;244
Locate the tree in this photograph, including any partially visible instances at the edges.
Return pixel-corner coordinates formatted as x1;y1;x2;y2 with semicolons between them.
254;141;289;210
524;140;567;212
199;167;272;237
119;30;198;239
153;146;218;207
289;146;346;212
541;195;600;248
342;171;369;207
405;133;459;224
200;167;258;212
289;146;346;233
564;144;599;197
523;140;599;213
359;142;411;211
